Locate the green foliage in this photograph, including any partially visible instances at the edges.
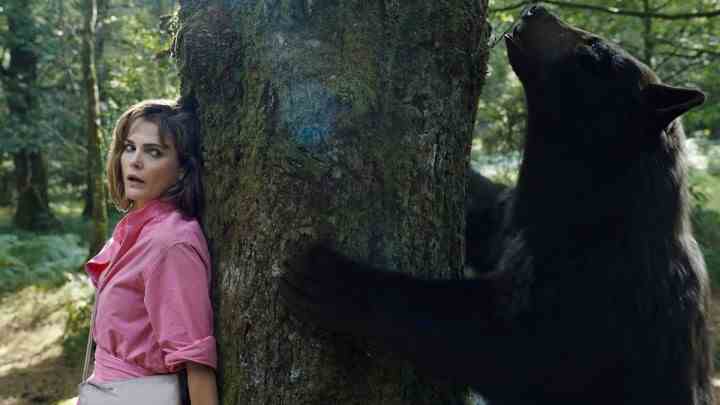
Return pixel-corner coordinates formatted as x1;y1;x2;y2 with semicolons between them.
0;201;98;367
62;293;92;368
101;1;180;127
0;0;83;154
474;40;526;154
0;233;87;297
689;169;720;369
689;170;720;289
470;139;520;185
692;139;720;177
0;0;180;209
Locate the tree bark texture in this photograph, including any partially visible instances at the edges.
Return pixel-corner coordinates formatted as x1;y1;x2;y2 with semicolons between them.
83;0;111;219
2;0;58;231
175;1;490;404
83;0;109;257
13;149;58;230
0;157;13;206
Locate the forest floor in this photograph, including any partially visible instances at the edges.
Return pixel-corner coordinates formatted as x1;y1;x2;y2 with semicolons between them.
0;278;91;405
1;280;720;404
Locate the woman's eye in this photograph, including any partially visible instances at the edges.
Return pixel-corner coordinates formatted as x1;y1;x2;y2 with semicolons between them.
148;149;162;158
123;144;135;153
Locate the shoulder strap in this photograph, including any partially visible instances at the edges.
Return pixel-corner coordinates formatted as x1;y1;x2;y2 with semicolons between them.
81;268;112;383
80;295;98;383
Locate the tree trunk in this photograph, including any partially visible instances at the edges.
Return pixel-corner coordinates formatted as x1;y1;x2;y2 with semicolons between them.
83;0;111;219
0;156;13;206
1;0;58;231
83;0;109;257
13;149;59;230
175;1;490;404
153;0;171;95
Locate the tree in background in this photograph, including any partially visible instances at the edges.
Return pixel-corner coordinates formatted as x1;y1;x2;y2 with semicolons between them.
0;155;12;206
176;1;490;403
83;0;109;256
82;0;110;219
83;0;179;218
0;0;179;234
0;0;59;231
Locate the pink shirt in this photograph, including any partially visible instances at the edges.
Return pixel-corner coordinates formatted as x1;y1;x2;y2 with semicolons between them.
85;199;217;382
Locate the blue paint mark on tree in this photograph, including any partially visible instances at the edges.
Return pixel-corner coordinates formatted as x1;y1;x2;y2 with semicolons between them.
280;80;339;147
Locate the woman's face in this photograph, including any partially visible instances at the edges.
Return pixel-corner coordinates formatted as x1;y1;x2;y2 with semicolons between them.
120;119;181;210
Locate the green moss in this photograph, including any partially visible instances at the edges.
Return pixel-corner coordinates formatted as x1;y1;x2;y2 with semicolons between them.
328;34;379;118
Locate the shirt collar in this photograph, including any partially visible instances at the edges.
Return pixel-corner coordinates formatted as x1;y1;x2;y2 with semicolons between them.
91;199;176;291
121;199;176;229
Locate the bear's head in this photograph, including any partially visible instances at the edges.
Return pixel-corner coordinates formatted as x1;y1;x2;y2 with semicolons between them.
505;5;705;159
504;6;706;233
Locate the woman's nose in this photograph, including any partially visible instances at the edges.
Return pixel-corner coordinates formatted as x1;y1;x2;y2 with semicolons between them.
130;151;143;168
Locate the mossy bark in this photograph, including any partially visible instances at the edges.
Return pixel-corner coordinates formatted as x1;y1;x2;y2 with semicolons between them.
84;0;111;220
13;149;59;231
176;1;490;404
83;0;109;256
0;157;13;206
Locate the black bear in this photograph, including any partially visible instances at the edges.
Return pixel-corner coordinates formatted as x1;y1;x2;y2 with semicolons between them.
280;6;713;405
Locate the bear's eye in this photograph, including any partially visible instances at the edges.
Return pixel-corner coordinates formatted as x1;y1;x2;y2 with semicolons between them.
576;46;601;73
590;39;606;53
576;40;613;77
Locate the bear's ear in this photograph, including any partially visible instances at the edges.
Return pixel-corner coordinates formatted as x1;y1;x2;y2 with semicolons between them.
642;83;705;129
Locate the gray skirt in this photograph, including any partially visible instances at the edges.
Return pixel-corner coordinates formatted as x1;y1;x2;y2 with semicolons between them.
77;374;181;405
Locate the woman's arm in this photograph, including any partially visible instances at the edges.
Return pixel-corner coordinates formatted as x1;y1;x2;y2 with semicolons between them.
187;362;218;405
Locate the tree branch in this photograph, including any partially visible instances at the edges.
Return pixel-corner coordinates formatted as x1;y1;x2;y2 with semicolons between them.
663;59;708;83
655;0;674;11
657;48;720;59
541;1;720;20
653;36;720;58
489;1;720;20
490;0;532;13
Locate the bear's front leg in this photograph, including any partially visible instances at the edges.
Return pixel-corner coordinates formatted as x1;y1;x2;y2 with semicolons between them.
279;244;412;336
279;244;502;369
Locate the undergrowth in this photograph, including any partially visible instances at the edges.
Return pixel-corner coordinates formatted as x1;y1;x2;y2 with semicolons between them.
689;170;720;291
62;292;93;368
0;233;87;298
0;203;99;369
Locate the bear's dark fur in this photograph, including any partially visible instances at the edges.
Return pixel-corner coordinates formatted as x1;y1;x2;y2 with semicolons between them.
280;6;713;405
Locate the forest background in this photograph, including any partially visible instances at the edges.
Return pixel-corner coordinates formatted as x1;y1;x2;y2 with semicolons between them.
0;0;719;404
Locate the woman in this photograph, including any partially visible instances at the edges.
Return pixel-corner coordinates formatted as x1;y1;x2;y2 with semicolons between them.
80;99;218;404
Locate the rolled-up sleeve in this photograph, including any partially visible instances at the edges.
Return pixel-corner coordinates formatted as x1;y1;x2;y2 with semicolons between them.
144;242;217;371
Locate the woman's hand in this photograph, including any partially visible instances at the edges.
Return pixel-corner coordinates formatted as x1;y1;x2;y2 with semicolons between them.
187;362;218;405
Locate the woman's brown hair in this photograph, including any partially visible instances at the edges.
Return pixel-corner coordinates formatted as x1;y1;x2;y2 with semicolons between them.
107;98;203;218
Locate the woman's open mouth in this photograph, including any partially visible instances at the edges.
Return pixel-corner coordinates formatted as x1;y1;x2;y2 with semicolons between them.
126;175;145;187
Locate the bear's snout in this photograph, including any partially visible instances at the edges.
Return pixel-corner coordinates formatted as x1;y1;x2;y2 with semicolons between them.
522;4;550;19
